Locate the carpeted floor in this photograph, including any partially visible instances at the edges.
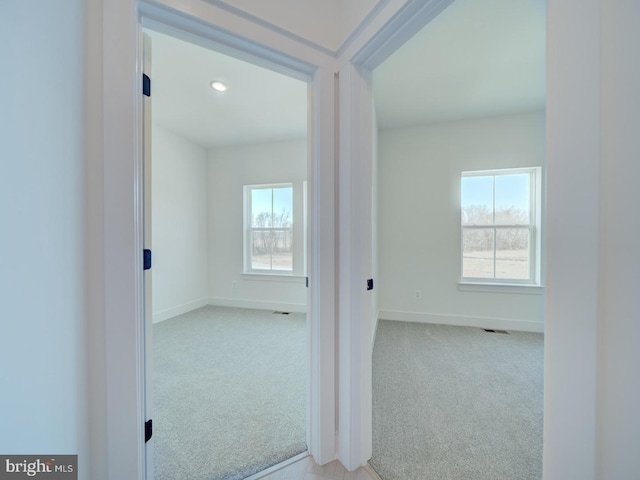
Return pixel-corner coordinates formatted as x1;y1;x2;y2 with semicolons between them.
370;320;543;480
153;306;307;480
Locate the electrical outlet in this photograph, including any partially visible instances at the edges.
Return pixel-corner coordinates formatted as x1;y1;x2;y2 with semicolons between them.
232;281;238;289
415;290;421;299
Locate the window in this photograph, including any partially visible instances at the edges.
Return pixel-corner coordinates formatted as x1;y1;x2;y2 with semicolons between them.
461;167;541;285
244;184;294;273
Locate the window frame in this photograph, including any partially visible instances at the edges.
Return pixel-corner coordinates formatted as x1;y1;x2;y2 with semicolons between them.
243;182;295;275
460;167;542;286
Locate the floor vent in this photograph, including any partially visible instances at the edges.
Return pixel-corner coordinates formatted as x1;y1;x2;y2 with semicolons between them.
273;311;290;315
483;328;509;334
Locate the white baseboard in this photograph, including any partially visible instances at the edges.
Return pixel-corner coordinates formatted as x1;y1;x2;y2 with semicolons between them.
153;298;209;324
378;310;544;333
207;297;307;313
153;297;306;323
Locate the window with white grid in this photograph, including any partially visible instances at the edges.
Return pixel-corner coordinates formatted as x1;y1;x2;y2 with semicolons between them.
461;167;542;284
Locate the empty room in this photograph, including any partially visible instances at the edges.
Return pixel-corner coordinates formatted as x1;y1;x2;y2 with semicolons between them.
146;30;309;480
371;0;546;478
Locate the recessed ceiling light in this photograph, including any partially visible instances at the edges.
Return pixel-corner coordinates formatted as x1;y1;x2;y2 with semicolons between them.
210;81;228;92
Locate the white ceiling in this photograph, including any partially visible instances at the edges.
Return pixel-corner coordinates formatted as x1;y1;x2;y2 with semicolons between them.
149;0;545;148
148;30;308;149
374;0;546;129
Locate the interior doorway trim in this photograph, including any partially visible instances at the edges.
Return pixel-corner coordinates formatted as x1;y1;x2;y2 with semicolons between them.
352;0;456;69
101;0;338;477
138;0;339;469
335;0;470;471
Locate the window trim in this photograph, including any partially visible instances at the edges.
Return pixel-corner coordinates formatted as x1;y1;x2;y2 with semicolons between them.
460;167;542;286
458;282;544;294
243;183;295;275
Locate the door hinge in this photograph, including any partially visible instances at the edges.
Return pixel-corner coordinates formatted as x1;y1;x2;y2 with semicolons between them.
367;278;374;291
143;249;152;270
145;419;152;443
143;73;151;97
305;277;309;288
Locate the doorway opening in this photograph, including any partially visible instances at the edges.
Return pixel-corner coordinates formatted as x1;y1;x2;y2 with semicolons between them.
144;28;310;480
369;0;546;478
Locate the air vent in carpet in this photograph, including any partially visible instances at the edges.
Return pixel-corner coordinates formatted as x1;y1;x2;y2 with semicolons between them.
273;311;290;315
483;328;509;334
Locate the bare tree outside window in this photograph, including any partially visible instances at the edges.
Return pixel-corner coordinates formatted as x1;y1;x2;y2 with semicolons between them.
249;186;293;271
461;170;536;281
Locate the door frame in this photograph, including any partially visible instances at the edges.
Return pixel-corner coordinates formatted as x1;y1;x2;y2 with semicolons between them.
334;0;458;470
337;0;601;478
101;0;338;477
141;31;153;480
138;1;340;471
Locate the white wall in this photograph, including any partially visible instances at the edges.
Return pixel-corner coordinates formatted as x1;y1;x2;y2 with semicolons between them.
378;111;545;332
598;0;640;476
0;0;89;471
208;139;308;312
151;125;209;322
151;128;308;318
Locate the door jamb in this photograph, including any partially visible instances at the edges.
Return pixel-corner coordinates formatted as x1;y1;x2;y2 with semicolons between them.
335;0;458;470
102;1;338;477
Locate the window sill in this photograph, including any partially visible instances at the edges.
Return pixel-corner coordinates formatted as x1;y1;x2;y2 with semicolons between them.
458;282;544;295
242;273;306;283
